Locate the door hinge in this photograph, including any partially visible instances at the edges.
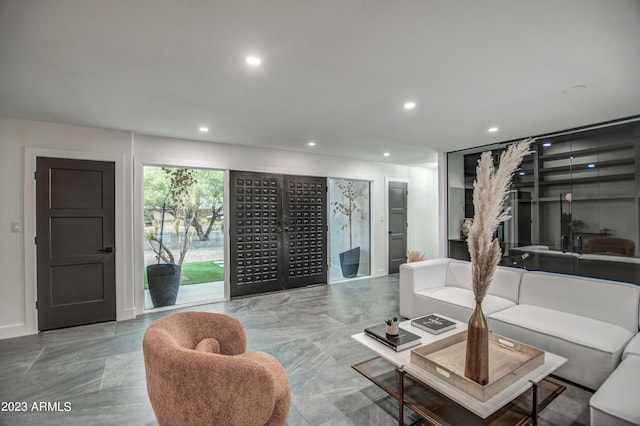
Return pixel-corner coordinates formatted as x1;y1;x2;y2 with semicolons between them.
34;236;37;245
35;300;38;310
34;171;37;180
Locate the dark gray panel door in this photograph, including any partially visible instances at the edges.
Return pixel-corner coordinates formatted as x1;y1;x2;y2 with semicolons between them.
388;181;407;274
36;157;116;331
229;171;327;297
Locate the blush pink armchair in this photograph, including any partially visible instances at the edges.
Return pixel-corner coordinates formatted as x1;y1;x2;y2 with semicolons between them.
143;312;290;426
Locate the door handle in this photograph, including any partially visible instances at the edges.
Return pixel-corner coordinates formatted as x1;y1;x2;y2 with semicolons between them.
98;247;114;253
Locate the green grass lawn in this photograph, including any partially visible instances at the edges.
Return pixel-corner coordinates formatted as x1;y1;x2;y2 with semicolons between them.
145;261;224;288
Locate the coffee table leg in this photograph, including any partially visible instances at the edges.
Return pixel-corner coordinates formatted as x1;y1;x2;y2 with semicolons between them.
398;368;405;426
530;380;538;425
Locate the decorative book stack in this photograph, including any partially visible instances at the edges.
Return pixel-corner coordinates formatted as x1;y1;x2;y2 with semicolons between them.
411;314;456;335
364;324;421;351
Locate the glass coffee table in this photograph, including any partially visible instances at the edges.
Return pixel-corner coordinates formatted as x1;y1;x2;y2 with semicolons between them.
352;317;567;426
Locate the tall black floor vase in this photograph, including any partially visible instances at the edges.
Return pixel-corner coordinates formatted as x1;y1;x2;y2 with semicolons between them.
147;264;181;307
339;247;360;278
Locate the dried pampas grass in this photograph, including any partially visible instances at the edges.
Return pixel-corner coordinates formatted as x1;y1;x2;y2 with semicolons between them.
407;250;426;262
468;139;533;302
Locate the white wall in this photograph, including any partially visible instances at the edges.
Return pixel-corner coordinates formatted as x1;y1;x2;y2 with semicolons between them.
0;117;439;339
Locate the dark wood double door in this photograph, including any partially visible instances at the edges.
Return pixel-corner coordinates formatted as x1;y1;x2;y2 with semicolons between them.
230;171;327;297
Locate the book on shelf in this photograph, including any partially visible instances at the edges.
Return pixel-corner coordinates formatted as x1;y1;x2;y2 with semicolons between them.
411;314;456;334
364;324;421;351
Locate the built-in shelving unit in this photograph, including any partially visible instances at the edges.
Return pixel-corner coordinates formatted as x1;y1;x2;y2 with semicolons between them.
447;117;640;285
536;138;636;191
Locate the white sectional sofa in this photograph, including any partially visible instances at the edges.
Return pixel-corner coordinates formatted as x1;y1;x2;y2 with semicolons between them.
399;258;640;424
399;258;523;322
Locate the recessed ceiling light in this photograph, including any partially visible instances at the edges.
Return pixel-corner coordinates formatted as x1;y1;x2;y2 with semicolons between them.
308;141;316;147
246;55;261;66
383;152;391;157
543;141;552;147
488;127;499;133
199;126;209;133
519;172;525;176
404;102;416;110
588;163;595;168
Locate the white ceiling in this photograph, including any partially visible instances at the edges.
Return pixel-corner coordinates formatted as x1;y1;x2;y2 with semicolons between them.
1;0;639;166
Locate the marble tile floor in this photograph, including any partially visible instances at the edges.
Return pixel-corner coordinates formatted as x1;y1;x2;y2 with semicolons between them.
0;275;592;425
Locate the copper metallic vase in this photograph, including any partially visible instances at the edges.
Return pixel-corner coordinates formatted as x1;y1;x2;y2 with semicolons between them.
465;300;489;385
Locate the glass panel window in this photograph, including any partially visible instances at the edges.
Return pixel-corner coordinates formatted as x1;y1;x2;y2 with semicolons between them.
143;166;225;309
329;178;371;281
446;119;640;285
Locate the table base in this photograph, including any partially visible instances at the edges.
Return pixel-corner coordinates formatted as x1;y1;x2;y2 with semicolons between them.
352;356;565;426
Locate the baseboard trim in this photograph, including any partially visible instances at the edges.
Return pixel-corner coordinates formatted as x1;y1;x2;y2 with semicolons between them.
118;308;136;322
0;323;32;340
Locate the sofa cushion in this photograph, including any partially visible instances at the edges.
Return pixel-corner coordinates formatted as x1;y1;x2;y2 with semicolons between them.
590;354;640;426
445;263;473;290
415;287;516;323
489;304;633;389
623;333;640;359
445;262;522;303
518;271;640;333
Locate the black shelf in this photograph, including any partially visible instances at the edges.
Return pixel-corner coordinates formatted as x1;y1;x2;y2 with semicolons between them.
539;173;635;186
538;142;634;161
538;195;636;202
539;158;635;175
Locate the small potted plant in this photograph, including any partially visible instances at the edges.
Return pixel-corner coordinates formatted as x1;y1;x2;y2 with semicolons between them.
385;316;399;336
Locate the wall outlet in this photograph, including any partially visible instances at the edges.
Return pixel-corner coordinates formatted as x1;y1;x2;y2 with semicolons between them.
11;222;21;233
